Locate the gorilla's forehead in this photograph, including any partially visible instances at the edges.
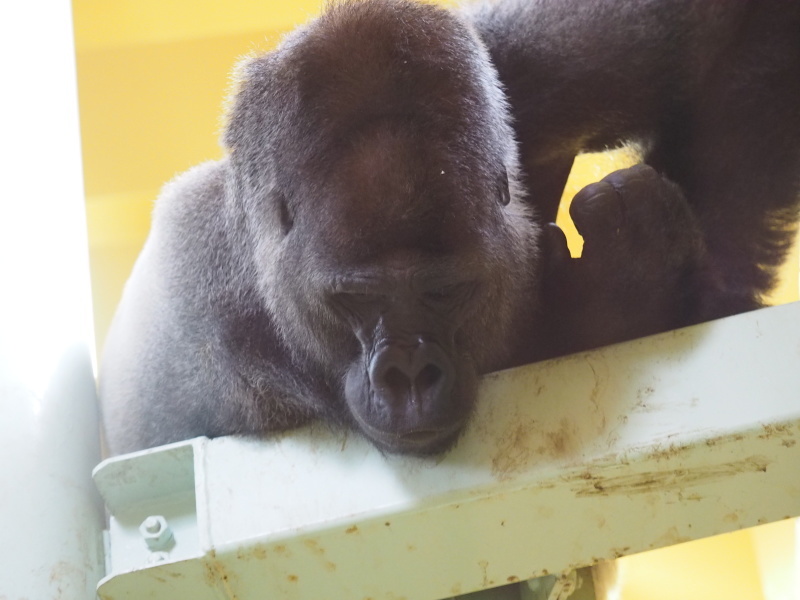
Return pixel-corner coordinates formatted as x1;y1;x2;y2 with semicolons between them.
260;0;513;268
301;119;501;263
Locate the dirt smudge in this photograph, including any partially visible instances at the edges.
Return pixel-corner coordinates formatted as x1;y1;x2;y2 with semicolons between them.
570;455;770;497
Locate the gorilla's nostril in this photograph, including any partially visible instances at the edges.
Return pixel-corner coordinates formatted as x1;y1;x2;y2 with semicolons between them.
368;342;454;413
415;364;442;391
383;366;411;393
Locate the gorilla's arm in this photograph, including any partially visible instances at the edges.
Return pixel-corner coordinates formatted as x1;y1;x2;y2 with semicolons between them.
467;0;800;318
464;0;735;216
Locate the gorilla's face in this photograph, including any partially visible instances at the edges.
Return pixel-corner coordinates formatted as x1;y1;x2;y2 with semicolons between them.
332;258;482;454
225;0;539;454
263;123;537;454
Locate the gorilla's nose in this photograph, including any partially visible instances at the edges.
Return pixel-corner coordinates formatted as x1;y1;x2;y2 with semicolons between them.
369;340;454;417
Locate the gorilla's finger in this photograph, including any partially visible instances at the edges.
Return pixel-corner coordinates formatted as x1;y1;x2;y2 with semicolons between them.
545;222;572;271
570;181;624;240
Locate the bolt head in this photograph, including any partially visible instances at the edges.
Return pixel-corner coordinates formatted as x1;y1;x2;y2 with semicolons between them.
139;515;174;551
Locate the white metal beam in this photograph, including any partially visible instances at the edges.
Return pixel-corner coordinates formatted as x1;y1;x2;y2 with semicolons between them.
95;302;800;599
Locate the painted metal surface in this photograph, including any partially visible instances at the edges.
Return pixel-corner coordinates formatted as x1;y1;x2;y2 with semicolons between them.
95;302;800;600
0;2;105;598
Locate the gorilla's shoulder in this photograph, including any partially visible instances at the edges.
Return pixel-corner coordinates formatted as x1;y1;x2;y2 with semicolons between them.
152;159;229;233
141;158;247;302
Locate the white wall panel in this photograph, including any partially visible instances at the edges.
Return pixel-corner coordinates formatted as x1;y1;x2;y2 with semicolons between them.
0;2;104;598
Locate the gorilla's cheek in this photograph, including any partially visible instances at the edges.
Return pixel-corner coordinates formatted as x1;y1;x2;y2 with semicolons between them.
343;346;477;455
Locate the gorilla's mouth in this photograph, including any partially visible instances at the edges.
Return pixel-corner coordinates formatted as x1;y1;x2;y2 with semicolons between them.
350;411;465;455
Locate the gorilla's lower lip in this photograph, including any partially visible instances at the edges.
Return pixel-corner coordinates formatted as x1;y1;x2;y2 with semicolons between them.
354;418;465;454
400;430;441;443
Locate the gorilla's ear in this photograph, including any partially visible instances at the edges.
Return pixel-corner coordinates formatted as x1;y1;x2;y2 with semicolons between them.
277;192;294;236
498;169;511;206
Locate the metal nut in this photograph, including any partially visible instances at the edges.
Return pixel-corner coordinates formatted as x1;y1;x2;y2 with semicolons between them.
139;515;174;551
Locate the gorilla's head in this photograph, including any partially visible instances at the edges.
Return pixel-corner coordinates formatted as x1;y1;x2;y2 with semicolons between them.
223;0;540;454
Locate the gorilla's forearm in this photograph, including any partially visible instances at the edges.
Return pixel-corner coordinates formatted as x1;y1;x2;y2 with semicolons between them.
467;0;746;157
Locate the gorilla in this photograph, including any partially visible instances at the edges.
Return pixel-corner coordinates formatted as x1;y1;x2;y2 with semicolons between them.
99;0;800;456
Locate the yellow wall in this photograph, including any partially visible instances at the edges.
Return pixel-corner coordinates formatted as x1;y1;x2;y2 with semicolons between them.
73;2;797;598
74;1;322;350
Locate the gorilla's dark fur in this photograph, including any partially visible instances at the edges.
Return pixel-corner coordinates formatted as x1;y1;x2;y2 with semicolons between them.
100;0;800;456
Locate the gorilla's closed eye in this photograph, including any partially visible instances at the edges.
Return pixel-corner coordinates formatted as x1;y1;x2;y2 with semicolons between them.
341;292;383;305
329;291;385;313
422;282;476;307
498;169;510;206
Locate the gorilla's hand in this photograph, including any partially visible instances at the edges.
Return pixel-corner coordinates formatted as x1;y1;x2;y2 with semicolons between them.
573;164;704;289
541;164;707;357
